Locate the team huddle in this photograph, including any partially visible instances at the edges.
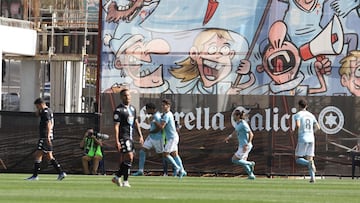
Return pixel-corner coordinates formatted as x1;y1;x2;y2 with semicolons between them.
26;91;319;185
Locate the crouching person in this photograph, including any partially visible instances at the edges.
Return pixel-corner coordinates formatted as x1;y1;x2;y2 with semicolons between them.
80;128;103;175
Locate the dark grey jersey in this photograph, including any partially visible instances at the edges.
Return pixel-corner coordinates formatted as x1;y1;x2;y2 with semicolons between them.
39;107;54;139
113;103;136;140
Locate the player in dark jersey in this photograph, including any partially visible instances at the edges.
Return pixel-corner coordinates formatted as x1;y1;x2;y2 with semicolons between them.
25;98;66;181
112;89;143;187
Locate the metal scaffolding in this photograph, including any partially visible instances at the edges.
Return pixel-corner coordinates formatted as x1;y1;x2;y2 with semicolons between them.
2;0;99;113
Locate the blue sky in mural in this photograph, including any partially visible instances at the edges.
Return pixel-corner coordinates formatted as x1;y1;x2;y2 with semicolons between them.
140;0;266;42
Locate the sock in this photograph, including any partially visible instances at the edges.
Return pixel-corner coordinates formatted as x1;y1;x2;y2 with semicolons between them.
309;168;315;179
138;150;146;172
296;158;309;167
308;160;315;179
232;158;253;175
121;161;132;181
33;160;41;177
297;158;315;178
50;159;62;174
162;157;168;175
115;165;122;178
165;155;180;171
115;161;127;177
174;156;184;171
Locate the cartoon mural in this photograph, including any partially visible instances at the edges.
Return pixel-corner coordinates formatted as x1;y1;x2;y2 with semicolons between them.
339;50;360;96
169;28;242;94
101;0;360;96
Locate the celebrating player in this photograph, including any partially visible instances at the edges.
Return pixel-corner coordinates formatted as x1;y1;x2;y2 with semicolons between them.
294;99;320;183
132;102;165;176
159;99;186;178
225;110;255;179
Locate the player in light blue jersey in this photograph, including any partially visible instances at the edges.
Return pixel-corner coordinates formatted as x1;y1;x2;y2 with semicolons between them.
294;99;320;183
158;99;186;178
133;102;165;176
225;110;255;179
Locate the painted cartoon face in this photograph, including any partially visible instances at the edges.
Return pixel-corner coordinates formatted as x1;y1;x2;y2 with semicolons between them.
260;21;301;84
106;0;147;22
192;34;234;88
115;37;170;88
342;58;360;96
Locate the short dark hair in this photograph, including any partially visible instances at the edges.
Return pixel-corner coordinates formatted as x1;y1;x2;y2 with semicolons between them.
162;99;171;106
234;110;246;119
34;98;44;105
298;99;308;109
120;88;129;96
145;102;156;110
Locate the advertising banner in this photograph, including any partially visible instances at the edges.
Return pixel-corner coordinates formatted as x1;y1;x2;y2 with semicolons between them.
98;94;360;176
99;0;360;175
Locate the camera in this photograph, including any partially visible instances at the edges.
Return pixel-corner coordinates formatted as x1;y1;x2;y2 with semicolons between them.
88;131;109;140
95;132;109;140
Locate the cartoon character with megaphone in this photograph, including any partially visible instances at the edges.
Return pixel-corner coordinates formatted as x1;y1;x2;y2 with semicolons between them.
250;20;332;95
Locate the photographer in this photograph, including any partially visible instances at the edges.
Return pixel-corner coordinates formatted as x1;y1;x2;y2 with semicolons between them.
80;128;103;175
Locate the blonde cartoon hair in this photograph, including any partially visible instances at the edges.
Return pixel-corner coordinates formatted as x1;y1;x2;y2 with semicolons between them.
339;50;360;77
170;29;233;82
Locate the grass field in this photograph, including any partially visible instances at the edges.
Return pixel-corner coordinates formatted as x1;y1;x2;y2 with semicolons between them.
0;173;359;203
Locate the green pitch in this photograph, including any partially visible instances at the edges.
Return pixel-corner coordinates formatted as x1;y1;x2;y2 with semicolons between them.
0;173;359;203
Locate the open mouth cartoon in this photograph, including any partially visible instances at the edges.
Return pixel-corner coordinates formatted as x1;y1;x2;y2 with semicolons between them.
126;59;164;88
105;0;145;22
267;50;296;75
203;59;225;81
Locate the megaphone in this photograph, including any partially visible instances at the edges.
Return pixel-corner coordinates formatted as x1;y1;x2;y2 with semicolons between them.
299;15;343;61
